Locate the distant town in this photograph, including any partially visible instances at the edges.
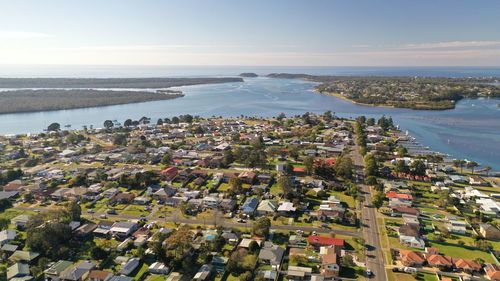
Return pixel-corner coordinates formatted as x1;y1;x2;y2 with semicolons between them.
267;74;500;110
0;111;498;281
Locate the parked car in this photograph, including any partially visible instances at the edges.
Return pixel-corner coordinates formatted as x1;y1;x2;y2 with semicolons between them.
403;267;417;274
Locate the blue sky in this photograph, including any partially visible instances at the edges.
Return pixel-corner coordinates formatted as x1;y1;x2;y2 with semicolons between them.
0;0;499;66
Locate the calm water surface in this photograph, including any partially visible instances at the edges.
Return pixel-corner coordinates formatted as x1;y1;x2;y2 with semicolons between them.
0;77;498;169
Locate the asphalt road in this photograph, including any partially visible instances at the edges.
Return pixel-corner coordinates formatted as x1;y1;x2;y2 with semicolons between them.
351;144;388;281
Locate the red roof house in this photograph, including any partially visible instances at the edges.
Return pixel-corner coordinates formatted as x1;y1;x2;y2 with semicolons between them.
307;235;344;248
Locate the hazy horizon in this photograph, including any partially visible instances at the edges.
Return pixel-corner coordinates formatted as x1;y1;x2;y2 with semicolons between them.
1;0;500;66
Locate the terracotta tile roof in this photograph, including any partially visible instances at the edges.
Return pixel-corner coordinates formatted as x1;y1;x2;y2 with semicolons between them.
426;254;453;267
399;250;425;264
485;264;500;280
453;259;481;271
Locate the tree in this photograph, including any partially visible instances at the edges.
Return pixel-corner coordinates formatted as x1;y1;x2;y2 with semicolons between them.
334;155;354;179
239;271;253;281
124;119;132;127
68;201;81;221
410;160;426;176
277;112;286;121
26;220;72;259
248;240;259;254
103;120;114;129
484;166;492;176
223;150;234;167
113;133;128;146
156;118;164;126
228;178;243;196
394;160;410;174
453;159;466;173
372;192;385;209
161;152;172;165
364;176;378;186
323;110;333;122
397;145;408;157
91;246;107;260
366;118;375;126
467;161;478;174
47;123;61;132
277;176;294;199
0;218;9;230
252;217;271;237
364;154;379;177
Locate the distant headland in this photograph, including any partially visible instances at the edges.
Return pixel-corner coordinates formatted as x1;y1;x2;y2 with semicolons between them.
0;77;243;114
239;72;259;78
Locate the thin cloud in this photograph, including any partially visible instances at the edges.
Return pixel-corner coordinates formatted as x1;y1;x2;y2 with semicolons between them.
402;41;500;50
0;31;52;39
49;44;298;52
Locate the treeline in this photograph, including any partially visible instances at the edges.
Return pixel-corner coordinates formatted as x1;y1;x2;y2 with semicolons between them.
0;77;243;88
0;89;183;114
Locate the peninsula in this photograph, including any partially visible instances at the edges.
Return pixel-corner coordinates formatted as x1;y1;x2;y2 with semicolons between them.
239;72;259;77
0;77;243;114
267;73;500;110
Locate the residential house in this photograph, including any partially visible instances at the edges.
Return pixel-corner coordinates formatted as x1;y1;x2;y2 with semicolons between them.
320;247;339;279
241;197;259;215
307;235;344;253
9;251;39;264
7;263;31;281
258;242;285;266
110;193;135;204
426;255;453;270
219;199;236;212
3;180;23;192
446;218;467;234
44;260;74;281
110;221;138;238
87;270;113;281
193;264;212;281
160;167;178;181
257;200;278;215
0;229;17;246
480;224;500;241
399;224;425;249
148;262;170;275
391;206;419;217
485;264;500;280
287;266;313;280
453;258;481;274
120;258;140;276
399;250;425;267
277;202;296;216
60;261;96;281
238;238;262;249
238;171;256;184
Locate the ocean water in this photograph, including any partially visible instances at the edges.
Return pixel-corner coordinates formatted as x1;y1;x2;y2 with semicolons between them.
0;66;498;169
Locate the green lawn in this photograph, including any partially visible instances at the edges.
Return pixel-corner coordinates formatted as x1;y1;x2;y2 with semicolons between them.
428;238;496;263
145;275;165;281
132;263;149;281
329;190;356;208
416;272;438;281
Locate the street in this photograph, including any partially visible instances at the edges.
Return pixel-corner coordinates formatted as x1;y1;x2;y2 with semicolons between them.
351;144;388;281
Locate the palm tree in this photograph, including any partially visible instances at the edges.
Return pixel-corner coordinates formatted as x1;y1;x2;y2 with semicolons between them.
484;166;492;176
467;161;478;175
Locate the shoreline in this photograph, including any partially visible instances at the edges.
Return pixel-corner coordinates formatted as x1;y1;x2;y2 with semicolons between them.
0;89;184;115
314;89;457;110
